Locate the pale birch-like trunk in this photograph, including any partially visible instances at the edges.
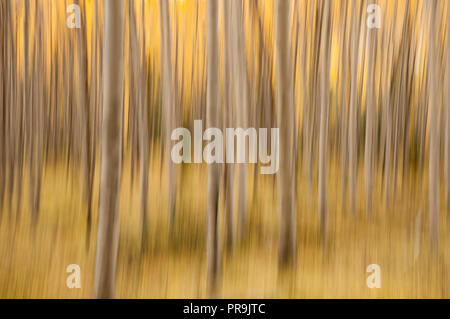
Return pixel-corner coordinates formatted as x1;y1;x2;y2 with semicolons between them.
30;0;43;227
159;0;177;231
339;1;349;209
138;0;150;252
364;4;377;216
206;0;220;297
445;2;450;216
382;2;396;207
275;0;296;268
301;2;313;201
75;0;93;248
348;0;360;216
17;0;29;220
231;0;249;240
222;0;234;251
318;0;331;244
129;0;149;252
428;1;440;254
0;0;5;216
94;0;124;299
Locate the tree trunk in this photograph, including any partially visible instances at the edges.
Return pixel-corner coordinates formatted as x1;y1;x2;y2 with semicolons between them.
339;1;349;210
275;0;296;269
75;0;93;248
159;0;177;231
139;0;150;252
206;0;220;297
231;0;249;240
222;0;234;252
318;0;331;244
428;1;440;254
94;0;124;299
445;1;450;216
365;3;377;216
348;0;360;216
382;3;396;207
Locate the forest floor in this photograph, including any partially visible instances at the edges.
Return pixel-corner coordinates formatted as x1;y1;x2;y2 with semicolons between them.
1;155;450;298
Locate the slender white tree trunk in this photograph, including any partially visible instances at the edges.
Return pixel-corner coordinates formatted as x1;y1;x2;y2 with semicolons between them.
231;0;249;240
159;0;176;230
75;0;93;248
428;1;440;253
94;0;124;299
348;0;360;216
222;0;234;251
445;1;450;216
275;0;296;268
339;1;349;209
365;4;377;216
383;8;395;207
318;0;331;244
206;0;220;297
134;0;150;252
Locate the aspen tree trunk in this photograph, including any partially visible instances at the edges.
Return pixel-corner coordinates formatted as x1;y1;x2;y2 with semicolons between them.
30;0;43;227
231;0;249;239
159;0;177;231
383;67;392;206
91;0;101;238
129;0;149;252
94;0;124;299
301;2;313;200
222;0;234;251
6;0;16;219
27;0;35;227
128;0;139;188
318;0;331;244
445;2;450;216
428;1;440;254
401;3;415;189
76;0;93;248
365;4;376;216
64;0;74;174
383;2;396;207
1;0;9;217
339;1;349;209
0;0;4;216
206;0;220;297
139;0;150;252
35;13;43;225
275;0;296;268
348;0;360;216
17;0;29;220
28;0;36;226
394;1;412;196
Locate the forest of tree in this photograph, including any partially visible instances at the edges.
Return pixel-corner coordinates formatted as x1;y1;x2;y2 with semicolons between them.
1;0;450;298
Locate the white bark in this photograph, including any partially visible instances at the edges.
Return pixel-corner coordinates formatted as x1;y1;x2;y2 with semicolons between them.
365;2;377;216
318;0;331;243
222;0;234;251
159;0;177;229
206;0;220;297
428;1;440;253
445;2;450;216
94;0;124;299
231;0;249;239
275;0;296;268
348;0;360;216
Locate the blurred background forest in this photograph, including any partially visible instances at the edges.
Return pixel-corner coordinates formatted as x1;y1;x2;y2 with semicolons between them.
1;0;450;298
